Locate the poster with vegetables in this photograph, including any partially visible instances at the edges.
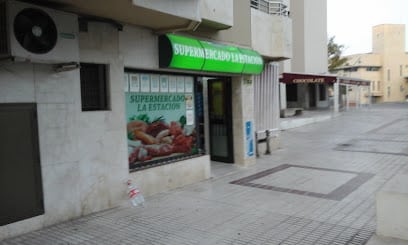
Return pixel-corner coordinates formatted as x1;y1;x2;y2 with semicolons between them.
125;74;196;167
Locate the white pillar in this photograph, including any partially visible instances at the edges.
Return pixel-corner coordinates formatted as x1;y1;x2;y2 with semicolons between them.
369;84;372;106
334;80;339;113
346;85;350;111
280;83;287;111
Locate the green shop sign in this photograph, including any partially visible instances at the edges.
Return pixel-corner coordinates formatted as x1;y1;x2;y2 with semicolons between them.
159;34;264;75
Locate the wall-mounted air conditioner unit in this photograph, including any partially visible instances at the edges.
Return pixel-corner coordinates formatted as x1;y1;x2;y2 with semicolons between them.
0;0;79;63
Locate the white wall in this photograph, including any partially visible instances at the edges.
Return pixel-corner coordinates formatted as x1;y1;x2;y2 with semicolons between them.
200;0;233;28
132;0;201;22
0;22;129;239
290;0;328;73
119;25;158;70
251;9;292;59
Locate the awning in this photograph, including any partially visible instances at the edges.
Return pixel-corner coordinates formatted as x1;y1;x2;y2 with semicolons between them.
337;77;370;86
280;72;370;86
280;72;337;84
159;34;264;75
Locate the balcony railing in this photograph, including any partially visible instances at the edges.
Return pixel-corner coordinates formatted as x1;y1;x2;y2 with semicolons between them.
250;0;289;16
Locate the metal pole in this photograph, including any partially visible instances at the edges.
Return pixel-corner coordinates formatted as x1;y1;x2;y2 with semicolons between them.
265;130;271;155
255;132;259;157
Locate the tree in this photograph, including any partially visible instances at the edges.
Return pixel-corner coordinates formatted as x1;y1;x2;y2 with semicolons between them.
328;36;348;72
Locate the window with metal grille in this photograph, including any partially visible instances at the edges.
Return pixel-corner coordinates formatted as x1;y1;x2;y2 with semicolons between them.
80;63;109;111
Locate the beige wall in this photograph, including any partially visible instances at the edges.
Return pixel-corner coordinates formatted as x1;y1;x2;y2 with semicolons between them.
336;24;408;103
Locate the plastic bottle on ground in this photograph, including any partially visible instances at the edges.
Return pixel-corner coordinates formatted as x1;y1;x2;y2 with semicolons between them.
127;180;145;207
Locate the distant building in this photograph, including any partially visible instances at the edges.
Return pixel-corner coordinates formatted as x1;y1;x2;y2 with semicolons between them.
334;24;408;103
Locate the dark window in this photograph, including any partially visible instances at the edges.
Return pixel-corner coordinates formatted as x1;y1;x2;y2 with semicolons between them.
345;67;358;72
80;63;109;111
286;84;298;101
366;67;379;71
319;84;326;100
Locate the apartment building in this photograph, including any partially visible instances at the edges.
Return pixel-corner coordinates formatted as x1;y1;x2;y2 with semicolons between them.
0;0;291;238
280;0;330;111
335;24;408;103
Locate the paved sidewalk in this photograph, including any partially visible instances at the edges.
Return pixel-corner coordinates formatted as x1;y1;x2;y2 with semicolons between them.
2;103;408;245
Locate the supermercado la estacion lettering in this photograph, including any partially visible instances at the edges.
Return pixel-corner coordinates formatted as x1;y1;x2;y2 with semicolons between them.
172;43;263;65
129;94;185;111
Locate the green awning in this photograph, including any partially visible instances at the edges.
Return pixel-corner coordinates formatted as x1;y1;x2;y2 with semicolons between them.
159;34;264;75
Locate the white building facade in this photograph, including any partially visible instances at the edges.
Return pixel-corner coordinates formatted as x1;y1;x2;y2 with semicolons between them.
0;0;291;239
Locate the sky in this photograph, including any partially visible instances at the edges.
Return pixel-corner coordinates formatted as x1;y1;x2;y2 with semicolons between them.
327;0;408;55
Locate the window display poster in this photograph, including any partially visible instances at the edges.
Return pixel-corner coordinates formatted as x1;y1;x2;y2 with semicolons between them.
186;110;194;126
185;94;194;110
169;76;177;92
140;74;150;92
160;75;169;92
129;74;140;92
125;90;197;167
185;77;193;93
124;74;129;92
177;76;185;92
151;75;160;92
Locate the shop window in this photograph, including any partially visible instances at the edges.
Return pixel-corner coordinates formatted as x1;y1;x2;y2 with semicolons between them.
319;84;326;101
286;84;298;101
125;71;203;170
80;63;109;111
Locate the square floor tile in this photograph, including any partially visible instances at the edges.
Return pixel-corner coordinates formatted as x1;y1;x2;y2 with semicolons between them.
251;167;357;195
230;164;374;200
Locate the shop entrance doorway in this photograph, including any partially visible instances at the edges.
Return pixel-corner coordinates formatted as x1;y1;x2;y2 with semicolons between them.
0;103;44;225
208;78;234;163
309;84;317;108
